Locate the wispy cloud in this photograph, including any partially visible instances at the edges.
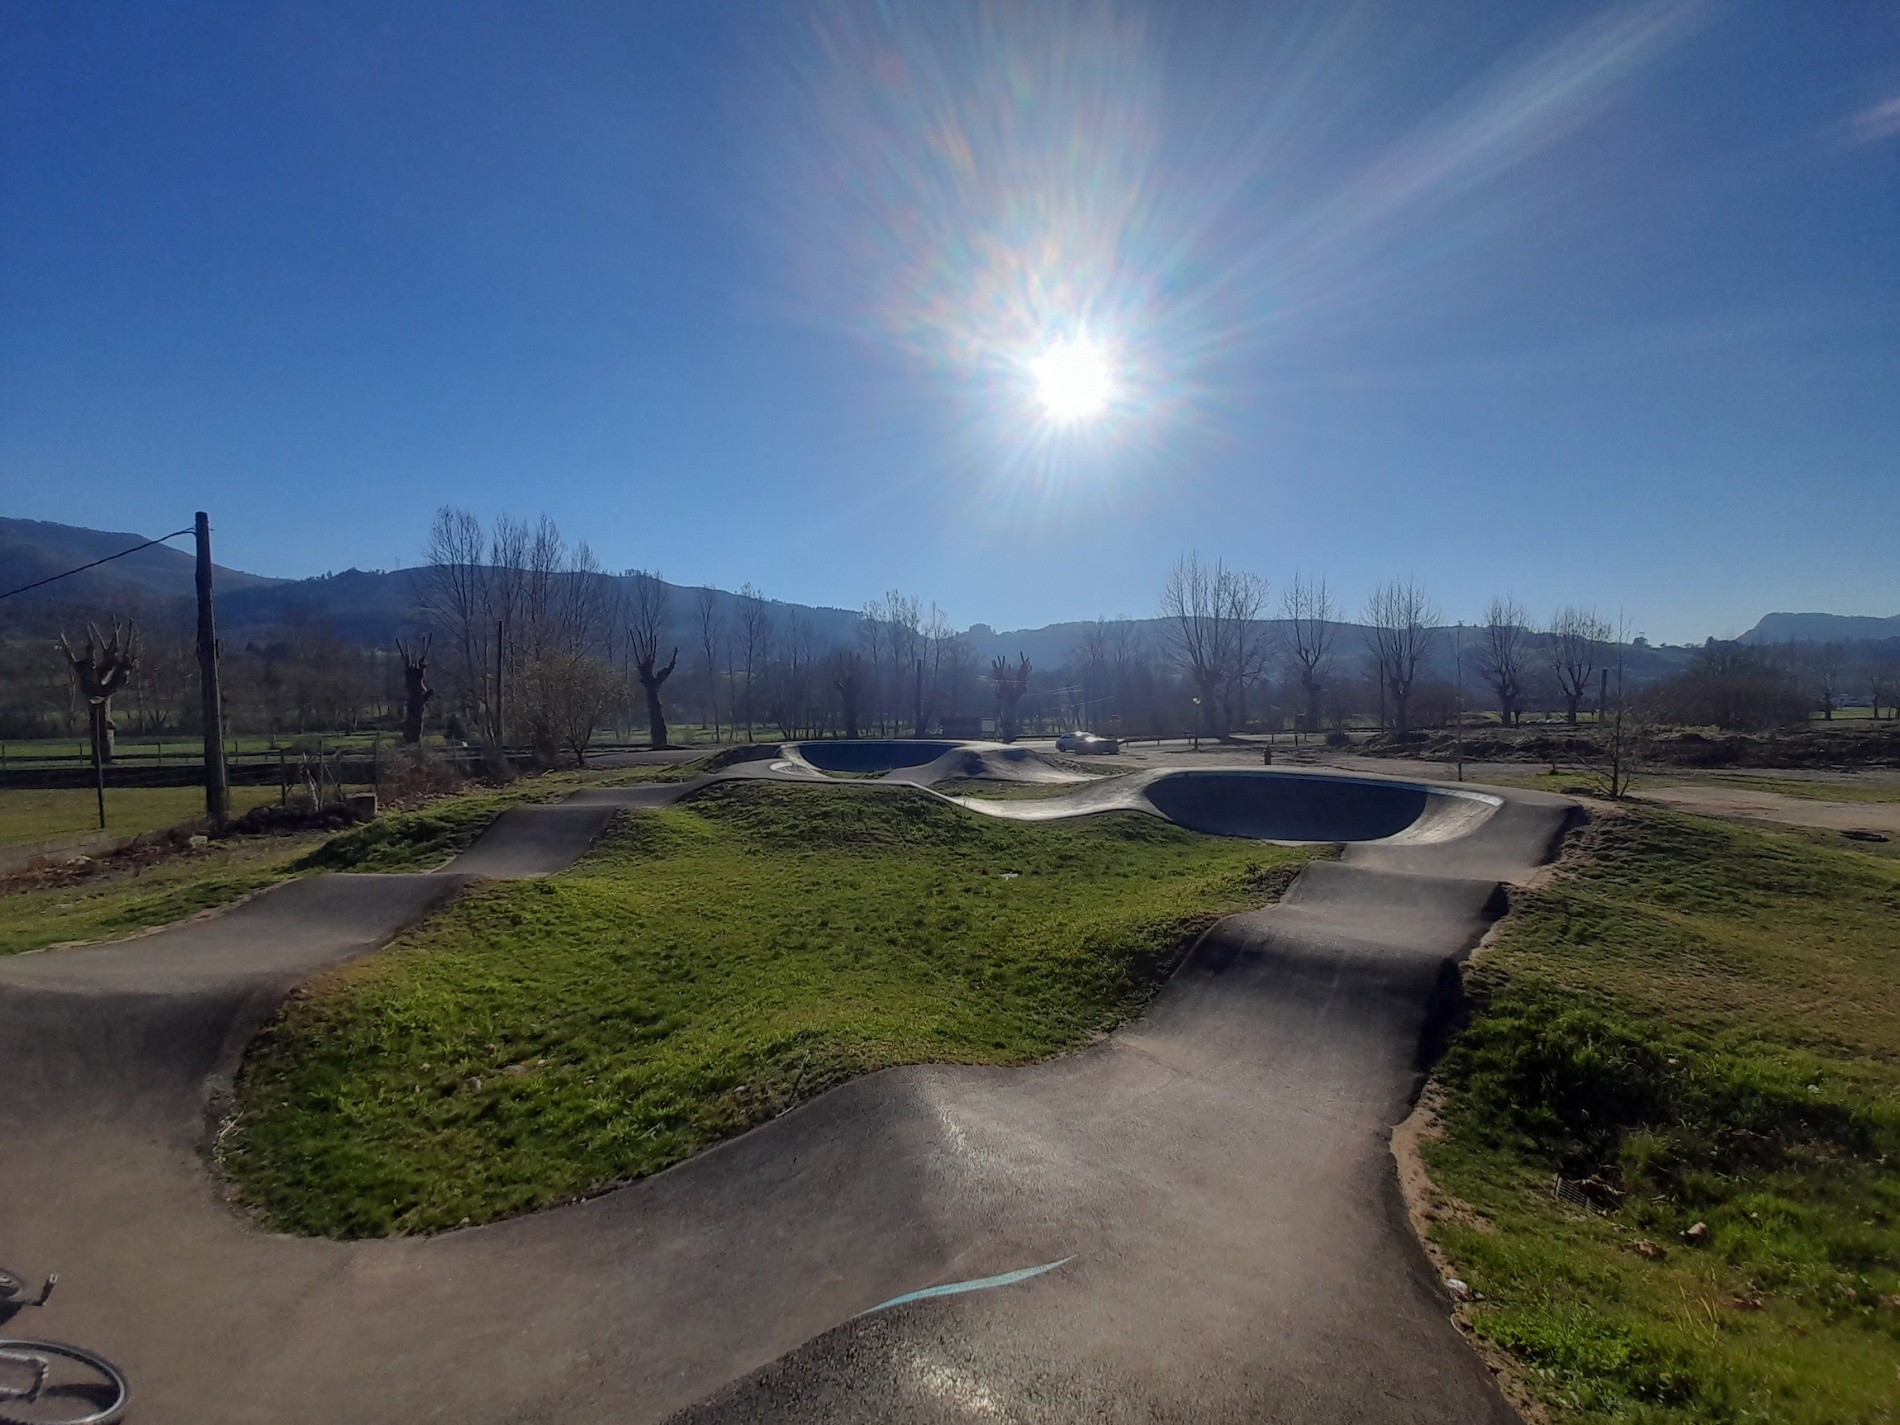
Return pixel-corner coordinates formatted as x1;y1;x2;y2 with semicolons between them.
1846;94;1900;145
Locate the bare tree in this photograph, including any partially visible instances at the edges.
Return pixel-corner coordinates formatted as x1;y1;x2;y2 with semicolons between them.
857;604;887;735
829;648;866;737
769;610;816;738
882;592;924;735
418;507;490;730
1865;650;1899;720
1797;642;1848;720
536;650;618;767
991;654;1031;740
1279;573;1338;735
735;583;771;739
918;604;956;735
486;514;529;743
1363;579;1440;735
695;587;723;740
394;635;433;744
1593;616;1642;798
1078;619;1112;731
1160;552;1234;738
58;620;138;765
1546;606;1610;725
1221;570;1271;730
628;571;679;748
1476;596;1530;726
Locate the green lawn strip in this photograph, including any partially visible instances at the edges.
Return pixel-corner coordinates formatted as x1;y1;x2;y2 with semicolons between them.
0;785;285;847
0;832;325;955
1423;809;1900;1423
224;781;1322;1237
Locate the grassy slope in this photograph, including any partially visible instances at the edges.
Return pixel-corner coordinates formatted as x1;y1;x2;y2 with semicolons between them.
225;781;1322;1237
300;762;700;872
0;764;698;954
1423;809;1900;1423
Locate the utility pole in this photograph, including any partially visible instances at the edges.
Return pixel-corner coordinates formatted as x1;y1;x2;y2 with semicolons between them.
89;695;107;829
195;511;229;827
494;618;505;748
1453;621;1466;783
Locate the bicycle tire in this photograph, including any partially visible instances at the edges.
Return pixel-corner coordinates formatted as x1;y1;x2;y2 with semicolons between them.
0;1339;129;1425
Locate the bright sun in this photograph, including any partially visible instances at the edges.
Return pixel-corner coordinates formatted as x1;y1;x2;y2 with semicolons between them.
1032;337;1113;422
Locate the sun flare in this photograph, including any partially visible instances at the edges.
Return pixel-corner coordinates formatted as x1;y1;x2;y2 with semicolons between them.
1031;337;1113;422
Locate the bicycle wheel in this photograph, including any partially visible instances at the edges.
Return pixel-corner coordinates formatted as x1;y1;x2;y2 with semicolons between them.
0;1340;129;1425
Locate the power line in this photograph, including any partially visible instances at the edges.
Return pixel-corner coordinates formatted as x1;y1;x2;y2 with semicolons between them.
0;528;194;602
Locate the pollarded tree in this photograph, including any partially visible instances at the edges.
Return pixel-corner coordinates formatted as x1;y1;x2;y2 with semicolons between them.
1865;650;1899;720
991;653;1031;740
1363;579;1439;735
628;571;679;749
58;620;138;765
1476;596;1530;726
1546;606;1610;724
394;635;433;744
829;648;866;738
1279;573;1337;734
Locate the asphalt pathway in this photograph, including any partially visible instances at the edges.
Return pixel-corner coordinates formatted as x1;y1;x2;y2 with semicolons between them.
0;751;1573;1424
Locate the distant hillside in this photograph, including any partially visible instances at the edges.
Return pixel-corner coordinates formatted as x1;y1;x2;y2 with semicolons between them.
0;515;1758;681
0;516;279;608
0;517;867;650
217;567;870;650
1740;612;1900;645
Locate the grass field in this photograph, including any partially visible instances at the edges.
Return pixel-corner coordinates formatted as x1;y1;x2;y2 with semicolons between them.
1421;809;1900;1423
223;781;1323;1238
0;785;284;847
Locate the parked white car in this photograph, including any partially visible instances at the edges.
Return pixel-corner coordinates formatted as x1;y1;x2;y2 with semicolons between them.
1056;731;1120;754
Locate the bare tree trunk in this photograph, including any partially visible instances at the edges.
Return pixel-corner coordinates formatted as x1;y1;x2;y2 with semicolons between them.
642;675;671;749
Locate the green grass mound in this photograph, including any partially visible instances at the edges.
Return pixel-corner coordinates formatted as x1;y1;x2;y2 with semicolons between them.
226;781;1320;1237
297;792;520;873
299;762;702;874
1426;809;1900;1423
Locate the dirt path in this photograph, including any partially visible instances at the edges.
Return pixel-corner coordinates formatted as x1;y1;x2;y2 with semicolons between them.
1634;784;1900;836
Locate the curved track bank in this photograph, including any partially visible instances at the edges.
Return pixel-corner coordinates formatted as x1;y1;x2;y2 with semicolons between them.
0;751;1574;1424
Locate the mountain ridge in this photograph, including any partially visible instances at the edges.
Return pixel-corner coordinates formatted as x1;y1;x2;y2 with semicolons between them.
2;516;1888;666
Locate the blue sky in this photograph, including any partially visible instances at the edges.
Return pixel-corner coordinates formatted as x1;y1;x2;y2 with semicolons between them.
3;0;1895;642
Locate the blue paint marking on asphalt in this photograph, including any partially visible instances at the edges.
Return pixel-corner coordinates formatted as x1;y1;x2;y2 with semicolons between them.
857;1255;1077;1317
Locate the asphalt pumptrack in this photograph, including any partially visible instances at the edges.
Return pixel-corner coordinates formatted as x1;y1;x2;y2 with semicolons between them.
0;741;1577;1424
